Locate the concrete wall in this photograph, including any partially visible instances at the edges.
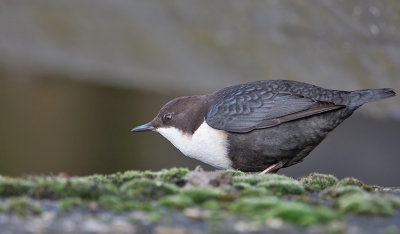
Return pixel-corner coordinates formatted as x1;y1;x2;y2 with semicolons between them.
0;0;399;185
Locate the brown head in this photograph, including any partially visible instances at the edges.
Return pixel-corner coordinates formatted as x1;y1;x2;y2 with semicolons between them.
131;95;209;135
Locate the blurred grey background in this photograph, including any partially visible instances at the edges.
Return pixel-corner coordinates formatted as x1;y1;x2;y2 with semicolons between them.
0;0;399;186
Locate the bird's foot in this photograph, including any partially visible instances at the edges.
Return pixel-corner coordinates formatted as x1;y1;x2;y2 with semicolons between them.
260;160;287;174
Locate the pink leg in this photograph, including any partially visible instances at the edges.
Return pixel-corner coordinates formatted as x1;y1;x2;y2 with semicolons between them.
260;161;286;174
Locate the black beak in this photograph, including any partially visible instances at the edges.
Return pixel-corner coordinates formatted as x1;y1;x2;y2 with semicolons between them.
131;122;155;132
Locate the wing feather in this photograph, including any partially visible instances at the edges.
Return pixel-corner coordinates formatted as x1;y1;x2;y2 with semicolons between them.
206;87;344;133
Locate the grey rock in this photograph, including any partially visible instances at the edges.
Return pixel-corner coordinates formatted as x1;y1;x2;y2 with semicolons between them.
182;166;233;188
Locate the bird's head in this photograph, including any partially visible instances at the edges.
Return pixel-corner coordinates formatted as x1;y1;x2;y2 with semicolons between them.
131;95;207;134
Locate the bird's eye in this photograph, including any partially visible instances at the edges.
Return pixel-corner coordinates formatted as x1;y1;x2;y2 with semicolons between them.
163;113;173;122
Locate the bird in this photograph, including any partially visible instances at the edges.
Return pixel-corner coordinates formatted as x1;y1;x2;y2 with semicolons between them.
131;80;395;174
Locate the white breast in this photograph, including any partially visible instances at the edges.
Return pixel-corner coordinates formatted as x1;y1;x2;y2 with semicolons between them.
156;121;232;169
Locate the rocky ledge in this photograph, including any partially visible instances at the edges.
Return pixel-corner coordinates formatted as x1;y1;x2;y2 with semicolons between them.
0;167;399;234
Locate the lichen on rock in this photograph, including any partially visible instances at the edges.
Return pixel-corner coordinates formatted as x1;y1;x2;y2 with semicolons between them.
298;173;338;191
0;167;399;233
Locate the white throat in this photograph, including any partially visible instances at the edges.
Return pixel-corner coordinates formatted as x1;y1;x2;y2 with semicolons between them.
156;121;232;169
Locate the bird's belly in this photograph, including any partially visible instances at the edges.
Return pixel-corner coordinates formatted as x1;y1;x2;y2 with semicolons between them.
227;109;352;172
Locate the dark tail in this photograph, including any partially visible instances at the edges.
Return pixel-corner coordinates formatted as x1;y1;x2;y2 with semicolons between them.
351;88;396;106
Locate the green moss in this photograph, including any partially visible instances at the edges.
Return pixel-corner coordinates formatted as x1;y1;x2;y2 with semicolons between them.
224;170;246;177
259;180;305;196
181;188;227;204
335;193;400;216
233;175;260;186
28;177;64;199
336;177;363;187
120;179;179;200
62;179;118;199
141;168;189;182
98;195;152;212
263;174;295;181
263;202;339;226
59;197;84;211
229;197;338;226
233;182;253;190
29;177;118;200
336;178;372;191
87;171;143;186
238;187;268;197
86;168;189;186
234;174;292;186
320;186;366;199
0;170;398;229
229;196;280;213
202;200;220;210
157;168;189;182
299;173;338;191
98;195;123;211
5;196;42;217
158;195;194;210
0;177;35;197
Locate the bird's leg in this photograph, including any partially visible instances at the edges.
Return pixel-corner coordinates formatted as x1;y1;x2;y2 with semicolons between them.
260;160;287;174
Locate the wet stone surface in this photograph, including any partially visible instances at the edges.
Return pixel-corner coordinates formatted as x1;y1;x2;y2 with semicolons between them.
0;168;399;234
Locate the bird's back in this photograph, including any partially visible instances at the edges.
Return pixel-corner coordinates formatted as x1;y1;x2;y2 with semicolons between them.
207;80;395;172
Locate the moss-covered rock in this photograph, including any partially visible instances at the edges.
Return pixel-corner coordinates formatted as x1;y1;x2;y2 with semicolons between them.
229;197;339;226
224;170;246;177
336;177;363;187
202;200;220;210
229;196;280;213
87;168;189;186
120;179;179;200
28;177;118;200
4;196;42;217
0;168;399;232
234;174;293;186
299;173;338;191
98;195;152;212
59;197;84;211
180;188;230;204
233;182;253;190
336;177;373;191
320;186;366;199
259;180;305;196
238;187;268;197
262;202;339;226
157;168;190;182
0;177;35;197
87;171;143;186
335;193;400;216
158;194;194;209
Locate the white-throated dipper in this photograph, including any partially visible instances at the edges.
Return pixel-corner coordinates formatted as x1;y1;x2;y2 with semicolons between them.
131;80;396;173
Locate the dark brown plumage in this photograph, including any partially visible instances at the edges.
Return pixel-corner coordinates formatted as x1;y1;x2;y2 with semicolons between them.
132;80;396;173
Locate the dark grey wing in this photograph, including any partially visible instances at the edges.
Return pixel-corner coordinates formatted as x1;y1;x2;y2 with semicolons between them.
206;89;277;132
206;90;344;133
